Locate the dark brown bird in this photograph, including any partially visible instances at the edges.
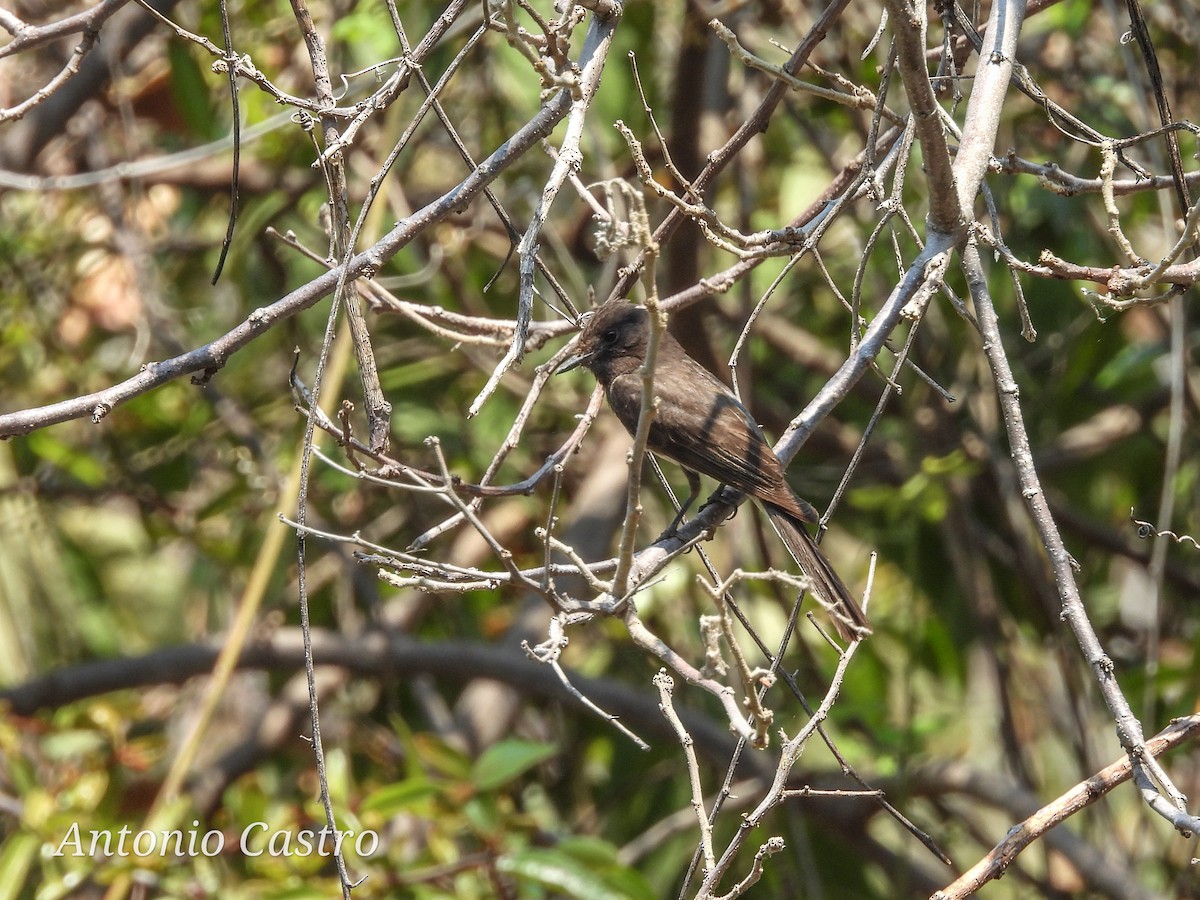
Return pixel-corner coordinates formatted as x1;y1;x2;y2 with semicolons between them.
558;300;870;642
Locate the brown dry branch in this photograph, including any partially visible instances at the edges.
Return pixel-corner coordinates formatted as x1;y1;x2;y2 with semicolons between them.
469;4;622;410
0;15;616;436
933;715;1200;899
4;0;1200;896
964;232;1200;837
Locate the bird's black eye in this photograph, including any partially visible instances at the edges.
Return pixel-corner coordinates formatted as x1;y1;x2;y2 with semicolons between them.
601;328;618;345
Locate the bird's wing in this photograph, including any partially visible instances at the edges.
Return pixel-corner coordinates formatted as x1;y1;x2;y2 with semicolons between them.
607;363;817;522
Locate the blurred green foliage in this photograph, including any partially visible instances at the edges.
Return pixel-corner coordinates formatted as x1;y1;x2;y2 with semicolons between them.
1;0;1198;898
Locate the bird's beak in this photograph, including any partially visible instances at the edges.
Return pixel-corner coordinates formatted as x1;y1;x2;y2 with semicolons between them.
556;349;591;374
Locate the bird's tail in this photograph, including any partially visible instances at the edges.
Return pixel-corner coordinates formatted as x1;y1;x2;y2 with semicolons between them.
764;505;871;642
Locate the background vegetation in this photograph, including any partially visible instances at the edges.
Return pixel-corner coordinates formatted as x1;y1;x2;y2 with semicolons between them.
0;0;1198;897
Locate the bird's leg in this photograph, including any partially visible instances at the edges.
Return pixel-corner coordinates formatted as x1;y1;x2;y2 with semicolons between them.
700;483;737;519
658;469;702;540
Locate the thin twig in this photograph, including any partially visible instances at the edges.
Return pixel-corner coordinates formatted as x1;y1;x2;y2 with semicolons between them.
469;1;622;415
655;670;716;873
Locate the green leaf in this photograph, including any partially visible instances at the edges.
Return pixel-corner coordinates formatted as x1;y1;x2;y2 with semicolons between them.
41;729;108;761
470;739;557;792
498;847;625;900
0;832;38;900
168;43;217;140
26;431;106;486
413;733;472;781
360;778;440;815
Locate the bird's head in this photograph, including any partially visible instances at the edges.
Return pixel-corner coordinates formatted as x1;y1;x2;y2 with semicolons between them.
556;301;649;383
